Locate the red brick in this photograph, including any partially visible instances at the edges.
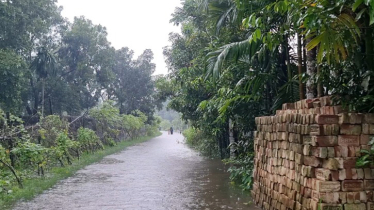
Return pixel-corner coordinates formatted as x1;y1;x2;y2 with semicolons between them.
365;168;373;179
338;135;360;146
302;135;313;145
340;124;362;135
360;191;367;203
363;113;374;124
344;203;366;210
339;170;347;180
312;136;338;147
339;192;347;204
315;180;341;192
310;124;324;135
365;180;374;190
327;147;335;158
349;113;363;124
367;192;374;202
339;113;349;124
315;168;339;181
344;158;358;169
303;145;311;155
334;105;345;114
342;180;363;191
368;202;374;210
363;124;374;135
313;101;321;108
311;203;342;210
352;146;361;157
335;146;348;157
304;156;321;167
311;147;328;158
322;158;342;170
320;96;332;106
360;134;374;145
316;115;339;124
340;113;363;124
311;124;340;136
356;168;364;179
282;103;295;110
346;192;360;204
311;191;340;203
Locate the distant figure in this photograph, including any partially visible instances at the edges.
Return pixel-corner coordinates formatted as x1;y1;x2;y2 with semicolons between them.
170;127;173;135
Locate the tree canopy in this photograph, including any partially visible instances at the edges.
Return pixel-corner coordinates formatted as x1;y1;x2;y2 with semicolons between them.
0;1;159;120
159;0;374;188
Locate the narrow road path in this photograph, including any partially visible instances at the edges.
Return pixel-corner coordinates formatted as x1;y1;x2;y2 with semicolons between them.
14;132;257;210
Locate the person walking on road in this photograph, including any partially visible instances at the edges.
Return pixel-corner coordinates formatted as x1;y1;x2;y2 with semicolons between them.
170;127;173;135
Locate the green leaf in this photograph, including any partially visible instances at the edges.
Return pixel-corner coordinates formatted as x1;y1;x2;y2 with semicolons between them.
242;17;249;28
355;8;367;21
253;29;261;41
370;2;374;25
306;34;323;51
353;0;364;11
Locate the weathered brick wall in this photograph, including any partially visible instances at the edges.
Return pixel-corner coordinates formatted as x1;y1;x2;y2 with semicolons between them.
252;96;374;210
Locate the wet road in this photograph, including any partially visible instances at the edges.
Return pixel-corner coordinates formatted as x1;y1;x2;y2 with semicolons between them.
13;132;258;210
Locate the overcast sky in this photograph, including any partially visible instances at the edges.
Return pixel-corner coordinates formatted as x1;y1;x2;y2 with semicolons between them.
57;0;182;75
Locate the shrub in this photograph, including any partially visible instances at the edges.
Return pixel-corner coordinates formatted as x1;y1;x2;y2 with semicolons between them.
183;127;220;158
77;127;103;153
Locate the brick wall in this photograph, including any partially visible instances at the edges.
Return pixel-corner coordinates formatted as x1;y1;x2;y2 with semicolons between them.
252;96;374;210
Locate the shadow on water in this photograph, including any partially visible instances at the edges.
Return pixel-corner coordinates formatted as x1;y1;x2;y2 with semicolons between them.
183;159;253;210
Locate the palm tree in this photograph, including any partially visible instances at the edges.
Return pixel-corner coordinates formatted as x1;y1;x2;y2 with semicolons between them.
30;47;57;117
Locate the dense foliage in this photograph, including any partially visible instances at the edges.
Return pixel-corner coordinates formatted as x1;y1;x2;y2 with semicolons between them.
0;1;158;118
0;0;162;198
160;0;374;191
0;103;159;197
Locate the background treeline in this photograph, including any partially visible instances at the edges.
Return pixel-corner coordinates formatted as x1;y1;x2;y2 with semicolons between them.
0;0;159;119
0;0;162;196
158;0;374;190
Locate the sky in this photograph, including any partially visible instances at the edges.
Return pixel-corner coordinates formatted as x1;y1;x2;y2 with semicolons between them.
57;0;182;75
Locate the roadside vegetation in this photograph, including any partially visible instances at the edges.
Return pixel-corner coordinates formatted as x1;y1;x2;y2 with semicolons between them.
0;102;161;209
0;133;160;210
0;0;162;207
157;0;374;191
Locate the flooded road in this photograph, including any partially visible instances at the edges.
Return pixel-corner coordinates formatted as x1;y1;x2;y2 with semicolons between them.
13;132;258;210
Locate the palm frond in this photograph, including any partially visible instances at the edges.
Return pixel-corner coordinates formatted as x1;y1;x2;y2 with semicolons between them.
206;39;260;79
271;79;300;112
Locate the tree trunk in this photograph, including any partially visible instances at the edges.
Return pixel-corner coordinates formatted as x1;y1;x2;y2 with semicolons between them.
41;78;45;117
297;34;305;100
317;64;323;97
0;159;23;188
229;119;236;159
30;77;39;114
306;37;317;99
49;97;53;115
285;38;292;82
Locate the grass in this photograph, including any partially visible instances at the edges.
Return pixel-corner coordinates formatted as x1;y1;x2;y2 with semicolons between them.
0;132;161;209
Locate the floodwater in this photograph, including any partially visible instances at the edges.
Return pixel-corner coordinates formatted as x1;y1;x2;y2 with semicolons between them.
13;132;258;210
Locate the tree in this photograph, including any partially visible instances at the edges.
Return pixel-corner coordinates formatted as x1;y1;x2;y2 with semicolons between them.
111;48;156;119
58;17;114;114
0;49;26;113
30;47;57;116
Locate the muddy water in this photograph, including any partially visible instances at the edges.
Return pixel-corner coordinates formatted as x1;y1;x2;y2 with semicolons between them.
13;132;259;210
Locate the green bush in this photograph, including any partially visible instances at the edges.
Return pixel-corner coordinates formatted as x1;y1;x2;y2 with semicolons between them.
38;115;68;147
77;127;103;153
357;137;374;168
183;127;220;158
224;139;254;191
